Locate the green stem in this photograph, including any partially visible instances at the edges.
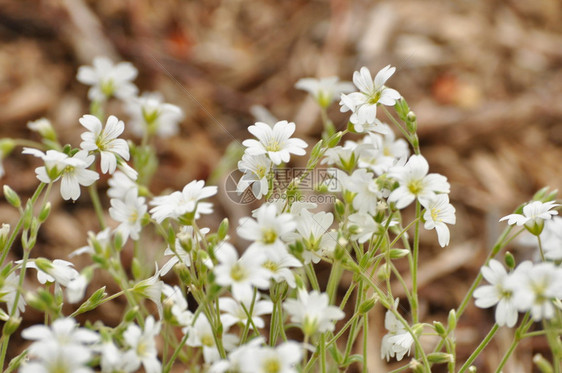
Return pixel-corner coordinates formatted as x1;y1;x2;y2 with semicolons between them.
495;314;533;373
305;263;320;291
458;324;499;373
0;183;46;266
163;332;189;373
320;332;327;373
88;183;106;229
362;313;368;373
411;200;421;325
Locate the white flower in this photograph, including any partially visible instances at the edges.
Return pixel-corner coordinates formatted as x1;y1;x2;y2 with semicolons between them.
109;188;147;242
288;209;336;264
345;169;381;214
347;212;378;244
21;318;99;371
283;290;344;335
123;316;162;373
65;274;88;304
185;313;239;363
22;317;99;347
542;217;562;260
149;180;217;223
261;247;302;288
295;76;354;108
381;301;414;361
209;338;265;373
321;141;361;170
237;204;296;254
388;154;450;209
358;128;409;175
499;201;560;235
237;153;272;199
0;271;26;316
243;341;303;373
27;118;56;140
97;341;138;373
77;57;138;101
126;92;184;138
473;259;519;327
242;121;307;165
511;261;562;321
213;242;271;303
162;285;193;326
25;258;79;287
107;171;137;200
131;267;164;318
340;65;401;130
79;114;130;174
70;228;112;257
20;343;95;373
219;296;273;329
422;194;456;247
23;148;99;201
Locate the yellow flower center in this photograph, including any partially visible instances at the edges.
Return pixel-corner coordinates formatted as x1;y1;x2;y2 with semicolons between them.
266;140;281;152
367;91;382;105
230;263;247;282
262;358;281;373
407;179;423;195
262;229;277;244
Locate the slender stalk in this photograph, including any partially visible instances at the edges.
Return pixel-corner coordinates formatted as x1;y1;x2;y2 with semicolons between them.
362;313;368;373
411;200;421;325
163;332;189;373
495;314;533;373
0;183;46;266
320;332;327;373
88;182;106;229
458;324;499;373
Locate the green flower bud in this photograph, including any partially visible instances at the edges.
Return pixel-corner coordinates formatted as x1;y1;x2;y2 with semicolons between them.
433;321;447;336
447;309;457;332
358;296;378;314
533;353;553;373
124;306;139;322
2;316;21;335
427;352;454;364
0;223;10;249
389;249;410;259
3;185;21;208
38;202;51;222
504;251;516;269
217;218;229;241
326;131;343;148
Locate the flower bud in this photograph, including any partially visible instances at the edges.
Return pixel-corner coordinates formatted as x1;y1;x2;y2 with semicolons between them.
358;296;378;314
2;316;21;336
533;353;553;373
389;249;410;259
124;306;139;322
447;309;457;331
433;321;446;336
0;223;10;249
504;251;515;269
3;185;21;208
217;218;229;241
427;352;454;364
38;202;51;222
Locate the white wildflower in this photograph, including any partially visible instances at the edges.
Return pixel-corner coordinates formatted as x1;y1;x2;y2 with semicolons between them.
242;121;307;165
79;114;129;174
77;57;138;101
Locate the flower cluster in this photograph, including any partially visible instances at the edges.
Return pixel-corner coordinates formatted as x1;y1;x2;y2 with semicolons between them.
0;58;559;373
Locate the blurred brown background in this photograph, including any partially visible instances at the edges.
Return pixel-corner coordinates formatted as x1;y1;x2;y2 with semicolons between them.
1;0;561;371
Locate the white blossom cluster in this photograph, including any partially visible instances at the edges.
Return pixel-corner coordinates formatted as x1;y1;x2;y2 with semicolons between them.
0;58;559;373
